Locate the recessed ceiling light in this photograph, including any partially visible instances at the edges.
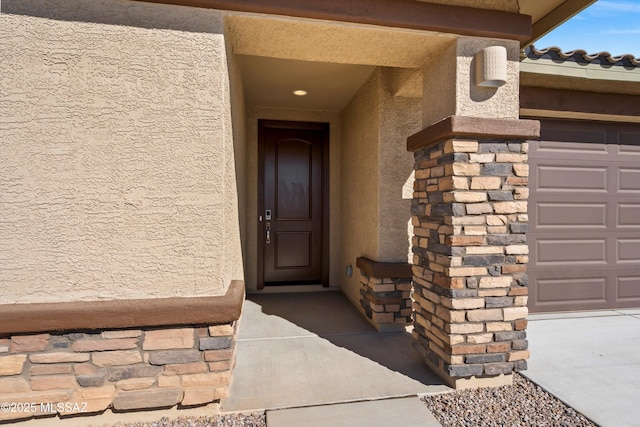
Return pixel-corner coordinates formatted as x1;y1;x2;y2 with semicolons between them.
293;90;308;96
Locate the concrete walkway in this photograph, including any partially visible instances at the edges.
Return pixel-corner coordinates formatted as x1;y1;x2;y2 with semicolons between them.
221;290;446;426
266;397;441;427
222;290;640;426
524;309;640;427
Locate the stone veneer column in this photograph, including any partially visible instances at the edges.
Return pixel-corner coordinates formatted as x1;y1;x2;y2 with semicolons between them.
407;116;539;389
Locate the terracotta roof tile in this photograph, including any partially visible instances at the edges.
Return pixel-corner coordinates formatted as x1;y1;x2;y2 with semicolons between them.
525;45;639;68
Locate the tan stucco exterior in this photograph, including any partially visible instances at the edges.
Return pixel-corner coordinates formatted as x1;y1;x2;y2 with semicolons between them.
0;6;243;303
423;37;521;126
339;68;422;305
0;1;527;304
378;71;423;262
336;36;523;316
226;29;249;287
1;0;622;419
339;71;382;302
226;14;454;69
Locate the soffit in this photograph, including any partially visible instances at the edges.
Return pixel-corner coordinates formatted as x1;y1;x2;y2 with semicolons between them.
520;0;596;45
418;0;589;41
520;0;568;23
414;0;517;13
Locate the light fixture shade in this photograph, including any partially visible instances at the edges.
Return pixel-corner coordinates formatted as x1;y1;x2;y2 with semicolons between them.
475;46;507;87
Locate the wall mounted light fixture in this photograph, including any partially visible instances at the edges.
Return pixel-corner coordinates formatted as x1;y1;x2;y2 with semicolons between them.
475;46;507;87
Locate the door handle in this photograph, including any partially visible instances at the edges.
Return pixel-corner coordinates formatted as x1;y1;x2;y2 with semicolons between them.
265;222;271;244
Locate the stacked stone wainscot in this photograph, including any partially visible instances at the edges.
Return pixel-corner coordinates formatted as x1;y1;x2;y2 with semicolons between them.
407;116;539;389
0;281;244;422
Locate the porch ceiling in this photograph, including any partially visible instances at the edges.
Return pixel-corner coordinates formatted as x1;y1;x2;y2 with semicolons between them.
239;56;375;111
228;13;454;111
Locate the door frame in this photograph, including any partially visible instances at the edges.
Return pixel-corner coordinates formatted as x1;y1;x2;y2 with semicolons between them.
257;119;330;289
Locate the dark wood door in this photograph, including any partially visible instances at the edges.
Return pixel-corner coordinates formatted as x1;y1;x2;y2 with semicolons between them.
259;121;329;287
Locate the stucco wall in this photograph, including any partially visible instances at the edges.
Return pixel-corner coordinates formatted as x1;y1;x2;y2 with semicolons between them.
244;107;341;290
455;37;520;120
423;37;520;126
378;69;423;262
0;9;243;303
340;70;382;305
339;68;422;305
226;36;248;285
423;41;459;126
1;0;223;32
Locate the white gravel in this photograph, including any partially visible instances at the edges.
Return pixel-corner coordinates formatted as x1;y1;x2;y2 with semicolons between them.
104;413;266;427
422;373;597;427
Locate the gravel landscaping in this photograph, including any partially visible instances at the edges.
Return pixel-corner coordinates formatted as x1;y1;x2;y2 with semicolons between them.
100;374;595;427
422;373;597;427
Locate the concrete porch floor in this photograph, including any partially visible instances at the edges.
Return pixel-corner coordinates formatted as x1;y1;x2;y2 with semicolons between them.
221;290;446;425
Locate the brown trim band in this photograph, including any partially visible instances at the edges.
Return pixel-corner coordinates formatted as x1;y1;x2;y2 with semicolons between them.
0;280;245;336
520;86;640;119
356;257;412;279
139;0;532;43
407;116;540;152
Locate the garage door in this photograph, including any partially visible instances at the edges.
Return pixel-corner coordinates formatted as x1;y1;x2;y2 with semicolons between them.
528;119;640;312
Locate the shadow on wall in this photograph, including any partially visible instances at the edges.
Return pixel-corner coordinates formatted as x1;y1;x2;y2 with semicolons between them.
1;0;224;33
247;291;445;387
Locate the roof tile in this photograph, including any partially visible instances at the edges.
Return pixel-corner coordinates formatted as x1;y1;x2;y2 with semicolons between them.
525;45;639;68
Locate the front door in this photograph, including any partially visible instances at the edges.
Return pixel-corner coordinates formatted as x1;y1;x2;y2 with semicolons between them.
258;120;329;288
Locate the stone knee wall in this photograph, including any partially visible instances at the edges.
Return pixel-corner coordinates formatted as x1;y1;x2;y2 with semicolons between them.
0;323;236;422
360;274;413;327
356;257;413;331
410;136;531;388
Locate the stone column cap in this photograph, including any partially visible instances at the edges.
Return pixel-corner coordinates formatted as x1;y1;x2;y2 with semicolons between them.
356;257;412;279
407;115;540;152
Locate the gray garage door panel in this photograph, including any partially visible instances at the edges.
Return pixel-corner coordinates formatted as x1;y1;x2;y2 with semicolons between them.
619;204;640;227
618;276;640;301
536;203;606;228
528;120;640;312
